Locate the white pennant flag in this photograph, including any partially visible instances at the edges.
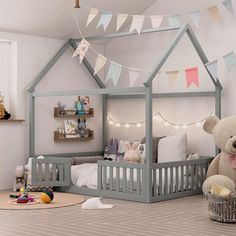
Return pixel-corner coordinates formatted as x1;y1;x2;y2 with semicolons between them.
116;14;128;32
129;68;141;87
105;62;122;86
151;15;163;28
72;39;90;63
94;54;107;75
206;60;218;81
189;11;201;29
86;8;99;27
129;15;145;35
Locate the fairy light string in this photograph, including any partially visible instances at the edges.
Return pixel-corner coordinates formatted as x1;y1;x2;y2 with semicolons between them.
107;112;212;129
73;14;152;73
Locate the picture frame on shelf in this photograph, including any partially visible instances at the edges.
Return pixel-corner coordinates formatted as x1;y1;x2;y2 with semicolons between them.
64;119;77;134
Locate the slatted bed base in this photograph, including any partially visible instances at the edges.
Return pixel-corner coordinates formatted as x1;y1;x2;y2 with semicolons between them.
31;157;213;203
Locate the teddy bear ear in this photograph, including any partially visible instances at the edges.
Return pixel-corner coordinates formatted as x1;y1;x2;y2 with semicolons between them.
203;116;220;134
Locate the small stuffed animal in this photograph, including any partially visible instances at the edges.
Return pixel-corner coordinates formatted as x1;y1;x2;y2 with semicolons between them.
58;102;66;115
202;115;236;195
13;165;26;192
0;94;11;120
124;143;142;163
104;139;118;161
77;119;89;138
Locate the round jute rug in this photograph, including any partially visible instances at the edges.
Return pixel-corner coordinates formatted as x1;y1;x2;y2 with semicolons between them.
0;192;85;210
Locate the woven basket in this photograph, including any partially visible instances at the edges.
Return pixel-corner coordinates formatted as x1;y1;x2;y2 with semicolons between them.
207;193;236;223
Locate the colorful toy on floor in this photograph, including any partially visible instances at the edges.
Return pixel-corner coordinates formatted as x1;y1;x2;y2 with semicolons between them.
17;196;29;204
40;189;54;204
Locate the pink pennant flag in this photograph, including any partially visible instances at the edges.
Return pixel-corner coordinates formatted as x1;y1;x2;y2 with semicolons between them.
151;15;163;28
185;67;199;88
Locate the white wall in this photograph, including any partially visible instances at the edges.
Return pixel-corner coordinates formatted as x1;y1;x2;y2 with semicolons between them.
105;0;236;157
0;31;104;189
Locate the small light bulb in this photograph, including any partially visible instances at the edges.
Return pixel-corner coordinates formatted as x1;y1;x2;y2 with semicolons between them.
125;124;130;128
136;123;142;128
153;115;158;120
164;122;170;127
109;121;114;125
115;123;121;127
195;122;202;127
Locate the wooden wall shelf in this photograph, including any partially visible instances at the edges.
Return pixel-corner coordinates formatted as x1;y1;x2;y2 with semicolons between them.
54;130;94;142
0;119;25;123
54;107;94;118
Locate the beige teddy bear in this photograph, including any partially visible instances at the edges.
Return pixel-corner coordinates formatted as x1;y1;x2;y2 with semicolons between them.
202;115;236;195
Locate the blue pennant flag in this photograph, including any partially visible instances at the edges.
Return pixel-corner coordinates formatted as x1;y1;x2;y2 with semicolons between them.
96;11;113;31
223;0;234;15
223;51;236;70
105;62;122;86
169;14;182;27
206;60;218;81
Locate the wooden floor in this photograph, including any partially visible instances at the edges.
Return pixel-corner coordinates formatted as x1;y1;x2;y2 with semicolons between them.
0;194;235;236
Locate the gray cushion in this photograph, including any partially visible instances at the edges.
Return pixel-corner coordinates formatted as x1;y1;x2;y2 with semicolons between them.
141;136;165;163
72;156;104;165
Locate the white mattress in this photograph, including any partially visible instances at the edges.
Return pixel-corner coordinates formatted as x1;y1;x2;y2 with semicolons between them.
71;163;188;191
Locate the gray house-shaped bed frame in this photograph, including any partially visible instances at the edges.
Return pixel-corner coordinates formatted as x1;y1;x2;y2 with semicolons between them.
28;24;222;203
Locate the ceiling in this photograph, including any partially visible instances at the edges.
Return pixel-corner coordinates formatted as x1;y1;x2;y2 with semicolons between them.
0;0;156;41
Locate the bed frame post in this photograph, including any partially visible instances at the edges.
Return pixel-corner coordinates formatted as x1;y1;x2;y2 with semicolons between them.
145;83;153;202
102;95;108;150
29;92;35;157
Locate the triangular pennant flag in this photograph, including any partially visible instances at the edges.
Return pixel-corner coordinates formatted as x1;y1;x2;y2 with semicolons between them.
223;0;234;15
189;10;201;29
129;15;145;35
168;14;182;27
94;54;107;75
96;11;113;31
151;15;163;29
116;14;128;32
86;8;99;27
105;62;122;86
223;51;236;70
166;71;179;87
72;39;90;63
207;6;221;22
185;67;199;88
129;68;141;87
205;60;218;81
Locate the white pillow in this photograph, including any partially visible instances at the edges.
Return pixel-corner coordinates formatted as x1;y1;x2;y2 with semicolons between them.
158;133;187;163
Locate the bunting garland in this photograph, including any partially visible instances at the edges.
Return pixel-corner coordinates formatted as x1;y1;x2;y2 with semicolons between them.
129;15;145;35
185;67;199;88
116;14;128;32
80;0;234;34
96;11;113;31
86;8;99;27
105;62;122;86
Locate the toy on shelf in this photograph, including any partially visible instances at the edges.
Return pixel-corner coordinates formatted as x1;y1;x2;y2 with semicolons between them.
40;189;54;204
76;118;90;138
58;102;66;115
75;96;90;115
0;93;11;120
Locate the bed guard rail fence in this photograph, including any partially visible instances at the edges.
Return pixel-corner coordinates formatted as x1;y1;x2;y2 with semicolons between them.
97;161;145;195
31;158;71;187
152;157;213;201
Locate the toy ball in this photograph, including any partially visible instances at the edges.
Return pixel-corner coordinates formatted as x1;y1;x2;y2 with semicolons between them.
40;190;54;204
